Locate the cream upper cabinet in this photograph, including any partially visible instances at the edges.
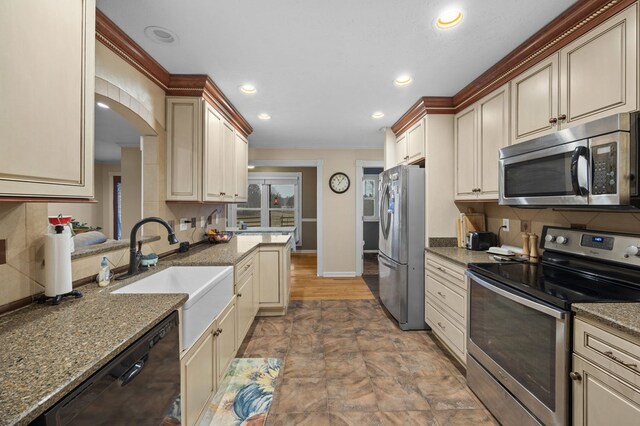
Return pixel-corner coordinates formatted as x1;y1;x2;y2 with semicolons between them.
396;133;408;165
560;4;637;128
407;119;426;163
454;105;478;200
455;84;509;200
512;4;637;144
0;0;95;198
511;54;559;144
167;97;248;202
234;133;248;202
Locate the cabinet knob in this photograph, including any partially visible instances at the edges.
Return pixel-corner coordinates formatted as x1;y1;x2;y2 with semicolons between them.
569;372;582;381
218;328;223;334
558;114;567;121
213;330;220;336
235;194;239;197
549;117;558;124
238;293;242;297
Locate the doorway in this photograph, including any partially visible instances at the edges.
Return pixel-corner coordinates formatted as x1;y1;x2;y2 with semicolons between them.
355;160;384;276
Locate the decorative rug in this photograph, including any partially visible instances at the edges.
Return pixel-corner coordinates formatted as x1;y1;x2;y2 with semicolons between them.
199;358;282;426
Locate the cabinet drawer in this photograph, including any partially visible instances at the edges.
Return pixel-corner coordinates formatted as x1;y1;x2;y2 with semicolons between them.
574;318;640;389
425;256;465;290
235;251;256;284
425;273;465;324
426;300;465;363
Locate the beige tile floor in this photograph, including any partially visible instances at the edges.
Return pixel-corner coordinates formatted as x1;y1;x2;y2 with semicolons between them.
236;299;499;425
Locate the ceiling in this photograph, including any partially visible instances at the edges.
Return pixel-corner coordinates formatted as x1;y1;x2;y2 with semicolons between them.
97;0;576;149
95;105;140;163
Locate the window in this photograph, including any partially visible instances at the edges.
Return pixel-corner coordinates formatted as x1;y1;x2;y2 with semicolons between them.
228;173;302;245
362;174;379;221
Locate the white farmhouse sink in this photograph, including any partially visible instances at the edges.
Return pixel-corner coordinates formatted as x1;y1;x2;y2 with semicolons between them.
113;266;234;350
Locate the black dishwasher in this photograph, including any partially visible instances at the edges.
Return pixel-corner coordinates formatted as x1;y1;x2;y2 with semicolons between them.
33;311;181;425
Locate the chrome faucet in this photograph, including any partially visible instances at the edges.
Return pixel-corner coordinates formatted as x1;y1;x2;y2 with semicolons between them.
120;217;179;279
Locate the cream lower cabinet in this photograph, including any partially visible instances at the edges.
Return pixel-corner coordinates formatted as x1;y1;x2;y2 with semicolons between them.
235;250;258;348
0;0;95;198
257;244;291;316
455;84;509;201
180;297;237;426
424;253;467;365
167;96;248;203
572;318;640;425
512;4;637;144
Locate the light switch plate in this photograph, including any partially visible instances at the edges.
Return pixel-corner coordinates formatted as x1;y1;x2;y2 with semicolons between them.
190;217;197;229
179;219;189;232
200;216;206;228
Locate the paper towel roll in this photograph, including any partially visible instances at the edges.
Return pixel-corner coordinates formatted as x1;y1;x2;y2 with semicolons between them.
44;233;73;297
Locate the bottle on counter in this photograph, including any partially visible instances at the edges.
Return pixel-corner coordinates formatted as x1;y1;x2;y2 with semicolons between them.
98;256;111;287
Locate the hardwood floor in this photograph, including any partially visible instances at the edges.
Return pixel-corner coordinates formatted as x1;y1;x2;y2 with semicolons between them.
290;254;375;300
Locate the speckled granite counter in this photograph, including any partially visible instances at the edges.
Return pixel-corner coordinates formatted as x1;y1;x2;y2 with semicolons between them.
425;246;503;267
0;234;290;425
572;303;640;340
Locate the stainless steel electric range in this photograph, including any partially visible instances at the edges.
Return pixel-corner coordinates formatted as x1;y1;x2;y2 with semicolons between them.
466;226;640;426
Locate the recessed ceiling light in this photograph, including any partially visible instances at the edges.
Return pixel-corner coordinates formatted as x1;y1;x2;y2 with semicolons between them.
258;113;271;120
240;84;257;94
247;165;256;169
144;26;178;44
436;9;463;29
394;75;413;87
96;102;110;109
371;112;385;119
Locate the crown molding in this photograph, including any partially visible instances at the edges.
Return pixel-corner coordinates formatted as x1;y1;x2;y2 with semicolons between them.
167;75;253;137
391;97;455;135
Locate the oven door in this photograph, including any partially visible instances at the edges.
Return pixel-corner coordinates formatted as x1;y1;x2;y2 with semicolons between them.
466;272;570;426
499;140;589;206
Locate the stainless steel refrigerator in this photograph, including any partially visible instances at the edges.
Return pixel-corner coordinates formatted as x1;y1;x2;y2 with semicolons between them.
378;165;426;330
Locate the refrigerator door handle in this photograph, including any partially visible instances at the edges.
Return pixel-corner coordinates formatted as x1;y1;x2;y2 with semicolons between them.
380;184;391;239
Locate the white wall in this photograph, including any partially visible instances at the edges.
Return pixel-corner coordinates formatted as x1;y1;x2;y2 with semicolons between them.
249;148;384;275
383;128;397;170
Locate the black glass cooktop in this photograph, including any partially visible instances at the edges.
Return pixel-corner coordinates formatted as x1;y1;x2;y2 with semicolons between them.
468;254;640;310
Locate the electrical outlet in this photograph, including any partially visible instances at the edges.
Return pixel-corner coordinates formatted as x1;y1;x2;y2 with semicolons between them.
179;218;189;231
502;218;510;232
200;216;206;228
521;220;531;233
190;217;197;229
0;239;6;265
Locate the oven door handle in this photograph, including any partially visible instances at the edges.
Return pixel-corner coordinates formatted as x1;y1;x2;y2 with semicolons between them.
570;146;589;196
467;272;566;319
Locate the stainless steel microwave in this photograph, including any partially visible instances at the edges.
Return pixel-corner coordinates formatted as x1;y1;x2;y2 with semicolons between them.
499;112;639;208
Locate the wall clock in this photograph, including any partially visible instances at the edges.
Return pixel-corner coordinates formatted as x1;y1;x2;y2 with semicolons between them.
329;172;350;194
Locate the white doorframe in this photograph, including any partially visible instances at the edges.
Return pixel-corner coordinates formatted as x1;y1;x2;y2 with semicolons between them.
355;160;384;276
250;159;324;277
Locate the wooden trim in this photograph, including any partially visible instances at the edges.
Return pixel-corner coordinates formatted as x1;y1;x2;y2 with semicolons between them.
453;0;636;111
0;197;98;203
0;295;36;317
95;9;170;89
167;75;253;137
391;97;455;135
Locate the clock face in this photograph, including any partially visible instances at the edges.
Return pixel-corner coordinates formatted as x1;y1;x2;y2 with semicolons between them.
329;172;350;194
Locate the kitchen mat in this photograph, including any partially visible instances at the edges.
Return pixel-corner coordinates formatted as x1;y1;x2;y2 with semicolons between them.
200;358;282;426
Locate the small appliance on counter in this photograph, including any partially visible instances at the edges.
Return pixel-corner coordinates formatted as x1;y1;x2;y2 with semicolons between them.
465;231;497;251
40;216;82;305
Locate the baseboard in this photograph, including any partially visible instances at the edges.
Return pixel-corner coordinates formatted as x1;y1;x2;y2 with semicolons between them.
296;249;317;253
322;271;357;278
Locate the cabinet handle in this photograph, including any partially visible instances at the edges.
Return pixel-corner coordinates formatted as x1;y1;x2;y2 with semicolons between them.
549;117;558;124
569;372;582;381
558;114;567;122
213;330;220;337
217;328;223;334
603;351;639;370
437;266;446;273
235;194;239;197
238;293;242;297
437;291;446;298
437;322;446;330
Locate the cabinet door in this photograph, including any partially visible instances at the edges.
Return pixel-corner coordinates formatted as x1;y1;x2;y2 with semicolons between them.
511;54;559;144
216;299;237;381
167;97;202;201
0;0;95;198
183;331;215;426
572;355;640;426
477;84;510;199
560;4;637;128
407;119;425;163
259;249;281;305
236;270;255;348
454;105;478;200
253;251;260;316
220;121;236;202
396;133;408;165
202;102;224;202
234;133;248;202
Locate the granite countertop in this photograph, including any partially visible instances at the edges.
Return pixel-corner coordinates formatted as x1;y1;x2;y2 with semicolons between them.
0;234;291;425
572;303;640;341
425;246;504;267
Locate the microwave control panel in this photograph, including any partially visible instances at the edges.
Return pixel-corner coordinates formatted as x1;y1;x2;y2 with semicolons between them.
591;142;617;195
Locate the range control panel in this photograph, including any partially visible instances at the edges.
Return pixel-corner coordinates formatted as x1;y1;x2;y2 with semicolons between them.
542;226;640;267
591;142;618;195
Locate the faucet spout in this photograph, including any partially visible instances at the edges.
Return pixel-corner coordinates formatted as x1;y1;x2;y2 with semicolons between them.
119;217;179;279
